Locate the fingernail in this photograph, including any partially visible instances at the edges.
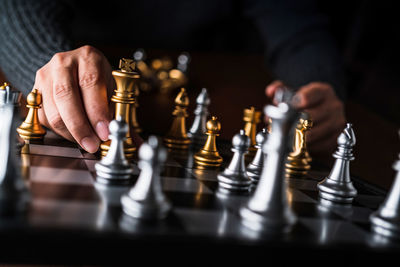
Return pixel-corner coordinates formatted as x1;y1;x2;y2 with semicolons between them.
96;121;109;141
81;137;99;153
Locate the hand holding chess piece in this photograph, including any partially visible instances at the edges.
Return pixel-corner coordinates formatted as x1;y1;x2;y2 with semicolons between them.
266;80;346;158
33;45;114;153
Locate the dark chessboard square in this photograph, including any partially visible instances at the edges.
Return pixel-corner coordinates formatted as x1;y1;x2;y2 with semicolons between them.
299;217;370;244
29;154;88;170
161;166;197;180
30;183;99;202
291;202;343;220
165;191;222;210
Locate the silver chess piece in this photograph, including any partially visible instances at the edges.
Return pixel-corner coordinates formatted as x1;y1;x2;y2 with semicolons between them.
188;88;210;145
317;123;357;204
0;104;30;215
0;82;21;107
95;117;134;185
121;135;171;220
240;101;299;234
217;129;252;192
246;128;268;183
177;52;191;73
370;131;400;239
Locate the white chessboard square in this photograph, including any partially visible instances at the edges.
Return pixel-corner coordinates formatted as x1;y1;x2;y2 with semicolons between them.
29;144;83;158
30;166;94;186
162;177;213;194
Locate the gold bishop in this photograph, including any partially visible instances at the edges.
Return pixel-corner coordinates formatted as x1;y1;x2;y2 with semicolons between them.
164;88;191;149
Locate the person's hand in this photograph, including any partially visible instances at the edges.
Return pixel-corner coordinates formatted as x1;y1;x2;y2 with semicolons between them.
266;80;346;157
34;45;115;153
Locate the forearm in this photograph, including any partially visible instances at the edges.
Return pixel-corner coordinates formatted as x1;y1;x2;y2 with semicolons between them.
0;0;73;95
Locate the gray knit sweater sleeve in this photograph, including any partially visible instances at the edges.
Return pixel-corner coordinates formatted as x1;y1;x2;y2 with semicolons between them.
0;0;73;95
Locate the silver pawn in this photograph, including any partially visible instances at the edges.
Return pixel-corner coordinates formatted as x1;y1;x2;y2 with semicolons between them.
317;123;357;204
188;88;210;145
246;128;268;183
217;129;251;192
121;136;171;220
240;101;299;234
95;117;134;185
0;104;30;215
370;131;400;239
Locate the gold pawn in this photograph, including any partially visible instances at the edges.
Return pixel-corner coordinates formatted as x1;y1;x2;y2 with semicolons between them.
243;106;261;157
164;88;191;149
17;89;46;140
194;116;223;169
285;118;313;177
100;58;140;159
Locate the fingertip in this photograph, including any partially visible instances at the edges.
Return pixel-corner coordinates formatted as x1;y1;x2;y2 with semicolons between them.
95;120;110;141
81;136;100;153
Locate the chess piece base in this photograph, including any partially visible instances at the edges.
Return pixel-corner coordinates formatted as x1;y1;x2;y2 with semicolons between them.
370;210;400;239
163;136;190;149
217;172;252;192
121;194;171;220
194;150;223;168
95;162;134;185
317;179;357;204
240;205;297;234
100;140;136;159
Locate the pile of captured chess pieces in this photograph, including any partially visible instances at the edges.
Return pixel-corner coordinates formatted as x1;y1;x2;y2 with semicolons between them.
1;54;400;240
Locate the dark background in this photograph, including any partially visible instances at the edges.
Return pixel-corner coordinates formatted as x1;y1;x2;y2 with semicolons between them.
72;0;400;126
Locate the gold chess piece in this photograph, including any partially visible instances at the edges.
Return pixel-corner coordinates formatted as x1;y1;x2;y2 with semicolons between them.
17;89;46;141
285;117;313;177
194;116;223;169
243;107;261;157
130;85;141;134
0;82;10;90
100;58;140;159
164;88;191;149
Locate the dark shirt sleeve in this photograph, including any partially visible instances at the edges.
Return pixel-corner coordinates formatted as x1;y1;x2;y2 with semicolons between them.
244;0;347;100
0;0;73;95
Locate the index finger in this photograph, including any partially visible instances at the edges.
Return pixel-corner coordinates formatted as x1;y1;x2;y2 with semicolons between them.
77;50;112;141
52;64;100;153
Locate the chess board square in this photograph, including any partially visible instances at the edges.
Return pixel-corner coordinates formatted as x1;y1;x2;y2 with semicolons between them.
299;217;369;243
161;166;196;180
30;199;99;227
165;191;220;210
190;168;219;182
291;201;343;220
29;154;88;170
29;144;83;158
174;208;242;237
289;188;318;204
287;178;318;191
162;177;213;194
30;166;94;186
30;182;99;202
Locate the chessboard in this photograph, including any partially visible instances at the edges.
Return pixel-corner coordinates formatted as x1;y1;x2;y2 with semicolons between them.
1;130;398;265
